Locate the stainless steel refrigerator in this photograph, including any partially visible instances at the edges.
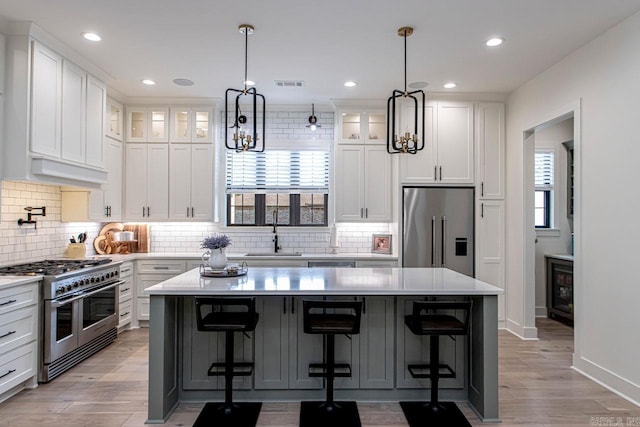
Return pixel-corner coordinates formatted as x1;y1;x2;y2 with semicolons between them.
402;187;475;276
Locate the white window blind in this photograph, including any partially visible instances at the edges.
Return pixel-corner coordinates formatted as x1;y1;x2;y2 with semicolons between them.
226;150;329;193
534;151;554;191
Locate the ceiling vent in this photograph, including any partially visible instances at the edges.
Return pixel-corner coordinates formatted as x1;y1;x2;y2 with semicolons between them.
274;80;304;88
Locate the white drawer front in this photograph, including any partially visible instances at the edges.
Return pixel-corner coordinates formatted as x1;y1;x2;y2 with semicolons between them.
136;297;150;321
0;342;37;395
0;306;38;356
118;299;132;329
136;260;186;274
120;261;134;278
0;283;38;316
119;280;133;303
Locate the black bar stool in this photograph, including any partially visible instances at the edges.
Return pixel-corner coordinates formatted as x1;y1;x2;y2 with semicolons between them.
400;300;473;427
192;297;261;427
299;299;363;427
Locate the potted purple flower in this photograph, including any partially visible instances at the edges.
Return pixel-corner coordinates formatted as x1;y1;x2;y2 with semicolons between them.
201;234;231;269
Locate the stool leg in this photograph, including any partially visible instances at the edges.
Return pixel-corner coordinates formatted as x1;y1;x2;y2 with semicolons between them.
430;334;439;405
326;334;335;406
225;331;235;407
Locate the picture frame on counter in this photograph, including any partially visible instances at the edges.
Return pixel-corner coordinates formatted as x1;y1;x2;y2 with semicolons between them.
372;234;392;254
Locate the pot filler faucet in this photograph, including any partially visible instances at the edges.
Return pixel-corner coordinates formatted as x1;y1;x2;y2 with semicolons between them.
273;209;281;253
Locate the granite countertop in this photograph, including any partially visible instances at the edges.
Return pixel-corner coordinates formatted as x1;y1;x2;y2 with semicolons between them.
95;252;398;262
144;267;503;296
0;275;43;289
545;253;574;262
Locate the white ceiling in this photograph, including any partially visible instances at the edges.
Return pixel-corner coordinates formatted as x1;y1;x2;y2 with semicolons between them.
1;0;640;104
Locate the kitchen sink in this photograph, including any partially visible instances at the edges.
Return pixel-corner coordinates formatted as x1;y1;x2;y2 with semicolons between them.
244;252;303;256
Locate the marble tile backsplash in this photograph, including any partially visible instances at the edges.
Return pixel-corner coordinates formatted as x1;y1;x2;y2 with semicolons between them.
1;181;392;266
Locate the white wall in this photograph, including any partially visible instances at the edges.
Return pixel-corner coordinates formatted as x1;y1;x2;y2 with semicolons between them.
534;119;573;316
506;10;640;404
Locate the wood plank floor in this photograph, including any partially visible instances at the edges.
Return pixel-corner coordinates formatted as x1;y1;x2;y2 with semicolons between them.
1;318;638;426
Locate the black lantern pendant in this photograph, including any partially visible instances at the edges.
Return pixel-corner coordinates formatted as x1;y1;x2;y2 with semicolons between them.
387;26;425;154
225;24;266;152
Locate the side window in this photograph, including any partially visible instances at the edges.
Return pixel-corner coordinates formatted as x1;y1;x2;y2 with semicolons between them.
534;151;554;228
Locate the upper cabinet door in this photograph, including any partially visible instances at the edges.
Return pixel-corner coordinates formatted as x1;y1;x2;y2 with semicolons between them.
171;108;191;143
399;102;437;183
476;103;505;199
338;111;385;145
85;76;106;167
437;101;474;184
31;41;62;157
126;107;169;142
60;60;86;163
170;107;213;143
106;97;124;141
192;109;213;143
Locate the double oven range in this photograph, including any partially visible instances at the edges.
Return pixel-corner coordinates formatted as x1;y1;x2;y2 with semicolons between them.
0;259;122;382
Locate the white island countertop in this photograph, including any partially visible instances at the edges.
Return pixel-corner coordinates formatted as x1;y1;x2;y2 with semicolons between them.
144;267;503;296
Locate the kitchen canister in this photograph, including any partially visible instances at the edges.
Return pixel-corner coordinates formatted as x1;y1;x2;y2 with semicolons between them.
67;243;86;259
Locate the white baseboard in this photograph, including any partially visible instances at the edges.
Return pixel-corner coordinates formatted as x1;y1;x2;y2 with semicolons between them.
498;319;506;330
535;306;548;317
506;319;539;340
573;356;640;408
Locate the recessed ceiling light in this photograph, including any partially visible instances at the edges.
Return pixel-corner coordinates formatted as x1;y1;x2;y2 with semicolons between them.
408;81;428;89
141;79;156;86
173;78;194;87
486;37;504;47
82;32;101;42
344;81;357;88
244;80;255;86
444;82;457;89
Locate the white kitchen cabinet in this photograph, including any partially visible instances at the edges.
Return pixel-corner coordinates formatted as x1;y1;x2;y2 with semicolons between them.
30;41;62;157
476;103;505;200
169;144;214;220
476;200;505;323
106;97;124;141
126;106;169;143
170;107;213;143
125;143;169;220
60;60;86;163
134;260;187;325
0;280;39;402
338;110;385;145
85;76;106;168
400;101;474;184
117;261;133;331
335;145;391;221
89;138;123;220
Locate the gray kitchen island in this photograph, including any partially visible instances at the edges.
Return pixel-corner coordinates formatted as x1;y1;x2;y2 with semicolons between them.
144;267;502;424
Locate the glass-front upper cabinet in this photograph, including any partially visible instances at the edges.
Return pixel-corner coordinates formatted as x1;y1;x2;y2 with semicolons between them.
338;110;385;145
126;106;169;143
106;97;123;141
170;107;213;143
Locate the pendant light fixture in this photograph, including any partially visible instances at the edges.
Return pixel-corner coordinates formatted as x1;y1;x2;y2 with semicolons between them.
306;103;321;131
225;24;266;152
386;26;425;154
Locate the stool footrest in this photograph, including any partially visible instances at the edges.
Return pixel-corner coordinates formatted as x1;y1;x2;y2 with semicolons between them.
408;363;456;379
207;362;254;377
308;362;352;378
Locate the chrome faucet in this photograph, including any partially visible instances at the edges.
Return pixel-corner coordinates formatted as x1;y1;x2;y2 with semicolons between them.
272;210;281;253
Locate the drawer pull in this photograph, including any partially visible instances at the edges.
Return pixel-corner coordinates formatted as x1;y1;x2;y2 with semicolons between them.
0;299;17;307
0;369;16;379
153;266;170;270
120;287;131;293
120;312;130;318
0;330;17;339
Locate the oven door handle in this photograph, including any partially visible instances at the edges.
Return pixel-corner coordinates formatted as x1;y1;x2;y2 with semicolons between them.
50;280;125;308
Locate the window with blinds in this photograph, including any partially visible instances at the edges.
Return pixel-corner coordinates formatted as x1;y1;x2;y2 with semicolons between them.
226;150;329;226
534;151;554;228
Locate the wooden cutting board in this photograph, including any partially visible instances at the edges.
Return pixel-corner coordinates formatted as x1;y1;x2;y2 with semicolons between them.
124;224;150;253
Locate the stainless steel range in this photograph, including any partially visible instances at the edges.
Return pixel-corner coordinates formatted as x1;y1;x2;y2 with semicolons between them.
0;259;123;382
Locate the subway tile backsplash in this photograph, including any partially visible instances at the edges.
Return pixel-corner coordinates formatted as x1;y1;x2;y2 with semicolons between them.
1;181;391;266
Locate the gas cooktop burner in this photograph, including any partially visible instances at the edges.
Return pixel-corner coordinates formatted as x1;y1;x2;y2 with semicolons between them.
0;258;112;276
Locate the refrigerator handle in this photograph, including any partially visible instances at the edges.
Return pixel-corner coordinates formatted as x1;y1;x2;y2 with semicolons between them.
441;216;447;267
431;216;436;267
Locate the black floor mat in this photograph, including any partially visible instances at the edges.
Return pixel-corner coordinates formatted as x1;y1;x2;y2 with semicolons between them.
192;401;262;427
400;401;472;427
299;401;362;427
